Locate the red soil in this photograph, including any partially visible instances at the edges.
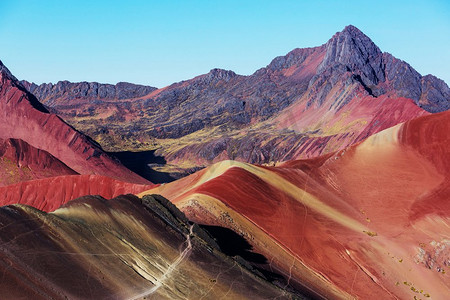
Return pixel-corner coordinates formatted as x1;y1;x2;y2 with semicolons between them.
0;138;77;186
0;174;153;212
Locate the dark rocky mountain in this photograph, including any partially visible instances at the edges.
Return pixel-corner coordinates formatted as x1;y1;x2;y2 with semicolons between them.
21;80;157;104
22;25;449;178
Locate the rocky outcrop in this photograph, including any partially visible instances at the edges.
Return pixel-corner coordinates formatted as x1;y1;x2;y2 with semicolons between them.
419;74;450;112
318;25;385;88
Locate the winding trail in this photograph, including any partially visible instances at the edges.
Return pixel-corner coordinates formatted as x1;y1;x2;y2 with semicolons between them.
130;224;194;299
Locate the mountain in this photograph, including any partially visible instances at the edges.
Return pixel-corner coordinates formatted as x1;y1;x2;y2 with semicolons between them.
1;24;449;298
0;194;302;299
3;109;447;298
23;25;449;178
0;60;150;185
139;111;450;299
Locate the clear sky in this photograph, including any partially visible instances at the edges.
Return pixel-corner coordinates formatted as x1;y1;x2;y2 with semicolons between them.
0;0;449;88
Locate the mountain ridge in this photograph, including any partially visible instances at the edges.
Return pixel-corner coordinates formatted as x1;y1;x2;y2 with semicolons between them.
22;25;449;112
0;61;151;185
15;25;450;178
0;194;300;299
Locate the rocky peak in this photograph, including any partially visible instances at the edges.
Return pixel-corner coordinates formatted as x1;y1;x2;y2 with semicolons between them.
206;68;237;82
191;68;238;86
0;60;19;83
419;74;450;112
318;25;385;86
0;61;49;113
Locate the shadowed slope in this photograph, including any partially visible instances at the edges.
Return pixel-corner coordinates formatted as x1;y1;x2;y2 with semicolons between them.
0;194;301;299
139;111;450;299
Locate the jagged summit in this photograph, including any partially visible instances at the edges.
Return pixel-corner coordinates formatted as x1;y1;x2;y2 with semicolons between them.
0;60;18;82
331;24;377;47
205;68;237;81
188;68;238;85
340;24;367;36
318;25;384;86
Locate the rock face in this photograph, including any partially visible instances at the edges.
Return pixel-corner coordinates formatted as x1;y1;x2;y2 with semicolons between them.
22;25;450;177
0;194;302;299
140;110;450;300
318;25;385;88
0;60;150;184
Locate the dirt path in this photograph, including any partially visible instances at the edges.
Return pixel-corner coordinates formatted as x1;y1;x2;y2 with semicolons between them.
130;224;194;299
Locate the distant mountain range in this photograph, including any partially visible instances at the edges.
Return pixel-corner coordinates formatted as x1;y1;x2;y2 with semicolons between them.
20;25;449;180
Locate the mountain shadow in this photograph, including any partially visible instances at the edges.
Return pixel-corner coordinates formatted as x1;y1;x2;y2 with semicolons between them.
110;150;176;184
199;225;287;284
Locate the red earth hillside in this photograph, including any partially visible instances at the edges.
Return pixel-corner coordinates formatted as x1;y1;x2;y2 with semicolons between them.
0;138;77;186
0;174;154;212
0;60;150;185
139;111;450;299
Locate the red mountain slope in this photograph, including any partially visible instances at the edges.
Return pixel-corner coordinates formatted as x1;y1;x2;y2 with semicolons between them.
0;174;153;212
0;138;77;186
139;111;450;299
0;61;149;184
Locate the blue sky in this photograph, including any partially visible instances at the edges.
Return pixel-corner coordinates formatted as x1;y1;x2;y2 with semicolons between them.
0;0;449;87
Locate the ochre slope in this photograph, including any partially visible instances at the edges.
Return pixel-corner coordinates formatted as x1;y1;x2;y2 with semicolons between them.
0;194;298;299
139;111;450;299
0;174;154;212
0;61;149;184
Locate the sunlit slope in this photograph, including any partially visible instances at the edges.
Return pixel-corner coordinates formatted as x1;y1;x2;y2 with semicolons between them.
0;194;296;299
140;111;450;299
0;174;154;211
